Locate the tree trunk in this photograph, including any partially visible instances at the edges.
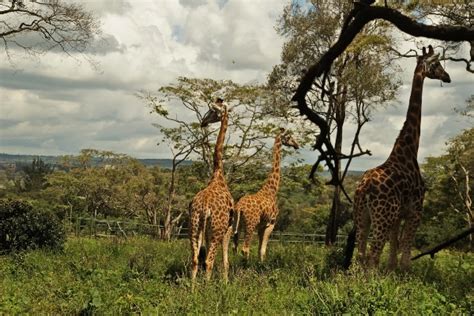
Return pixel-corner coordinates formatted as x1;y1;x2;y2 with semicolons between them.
469;221;473;249
326;186;342;245
325;83;346;246
151;212;161;239
162;161;177;241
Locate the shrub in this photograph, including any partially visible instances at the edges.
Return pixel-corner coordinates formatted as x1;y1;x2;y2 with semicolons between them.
0;199;65;254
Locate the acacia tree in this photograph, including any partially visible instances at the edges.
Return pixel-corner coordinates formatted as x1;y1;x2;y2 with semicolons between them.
269;0;399;244
154;127;195;240
139;77;305;183
0;0;100;62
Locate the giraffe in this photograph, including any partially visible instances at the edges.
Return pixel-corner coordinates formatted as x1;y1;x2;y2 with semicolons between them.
233;128;299;262
353;45;451;270
189;98;234;282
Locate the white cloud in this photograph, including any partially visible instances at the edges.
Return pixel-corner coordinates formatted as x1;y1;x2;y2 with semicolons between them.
0;0;472;170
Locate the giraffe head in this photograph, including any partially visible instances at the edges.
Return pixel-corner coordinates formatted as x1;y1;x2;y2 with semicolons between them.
280;128;299;149
201;98;226;127
418;45;451;83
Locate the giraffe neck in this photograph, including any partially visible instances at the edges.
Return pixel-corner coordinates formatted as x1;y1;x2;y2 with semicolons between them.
262;133;282;196
388;66;425;162
211;108;228;179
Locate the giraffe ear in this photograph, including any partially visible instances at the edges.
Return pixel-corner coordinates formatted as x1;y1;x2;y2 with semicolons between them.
422;47;427;56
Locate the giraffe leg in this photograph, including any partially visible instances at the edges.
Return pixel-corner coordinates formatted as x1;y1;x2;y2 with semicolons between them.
354;194;370;265
399;200;423;270
242;222;256;261
205;239;218;281
257;224;265;260
367;202;400;268
190;211;203;282
190;236;199;281
222;226;232;282
387;218;401;271
258;223;275;262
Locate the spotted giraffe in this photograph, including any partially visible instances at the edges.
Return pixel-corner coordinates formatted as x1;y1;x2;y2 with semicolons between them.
354;45;451;270
233;128;299;262
189;98;234;282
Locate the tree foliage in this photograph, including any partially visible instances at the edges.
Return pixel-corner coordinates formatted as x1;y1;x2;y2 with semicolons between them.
0;199;65;254
44;150;166;223
420;128;473;249
20;157;53;192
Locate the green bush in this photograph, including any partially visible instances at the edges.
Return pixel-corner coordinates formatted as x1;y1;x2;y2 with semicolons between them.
0;199;65;254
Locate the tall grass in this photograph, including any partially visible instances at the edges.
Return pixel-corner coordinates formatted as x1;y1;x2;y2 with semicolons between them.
0;237;472;314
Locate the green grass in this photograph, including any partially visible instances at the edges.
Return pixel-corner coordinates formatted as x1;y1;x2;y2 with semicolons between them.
0;237;472;314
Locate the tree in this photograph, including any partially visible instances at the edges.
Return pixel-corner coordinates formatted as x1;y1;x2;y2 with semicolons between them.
446;129;473;244
44;150;162;221
0;0;100;62
421;128;473;249
290;1;474;191
112;163;165;237
139;78;299;180
18;157;53;192
269;0;399;244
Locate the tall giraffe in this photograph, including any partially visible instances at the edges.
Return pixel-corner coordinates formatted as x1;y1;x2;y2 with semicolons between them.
189;98;234;282
353;45;451;270
233;128;299;262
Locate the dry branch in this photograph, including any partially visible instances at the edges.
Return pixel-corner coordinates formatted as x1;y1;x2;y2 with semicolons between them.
412;227;474;260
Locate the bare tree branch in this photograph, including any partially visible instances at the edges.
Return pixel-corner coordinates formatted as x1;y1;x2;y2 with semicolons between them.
412;227;474;260
0;0;100;62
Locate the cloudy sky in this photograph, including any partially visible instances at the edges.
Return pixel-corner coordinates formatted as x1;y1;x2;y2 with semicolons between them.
0;0;472;170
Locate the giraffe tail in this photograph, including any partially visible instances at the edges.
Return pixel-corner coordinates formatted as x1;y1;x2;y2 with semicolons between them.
198;207;210;270
343;182;370;270
198;209;209;269
232;208;241;253
342;226;356;270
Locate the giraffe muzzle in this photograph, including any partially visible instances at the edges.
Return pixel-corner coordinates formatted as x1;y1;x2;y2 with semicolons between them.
441;73;451;83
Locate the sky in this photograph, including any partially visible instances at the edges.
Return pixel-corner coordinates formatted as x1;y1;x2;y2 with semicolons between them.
0;0;472;171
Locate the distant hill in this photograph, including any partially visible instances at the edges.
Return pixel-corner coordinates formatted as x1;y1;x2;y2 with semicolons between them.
0;153;192;169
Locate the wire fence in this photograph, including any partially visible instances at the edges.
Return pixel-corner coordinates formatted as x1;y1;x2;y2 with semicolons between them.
67;217;348;245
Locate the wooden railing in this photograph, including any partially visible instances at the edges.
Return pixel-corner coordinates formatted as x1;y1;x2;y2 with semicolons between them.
68;217;348;245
